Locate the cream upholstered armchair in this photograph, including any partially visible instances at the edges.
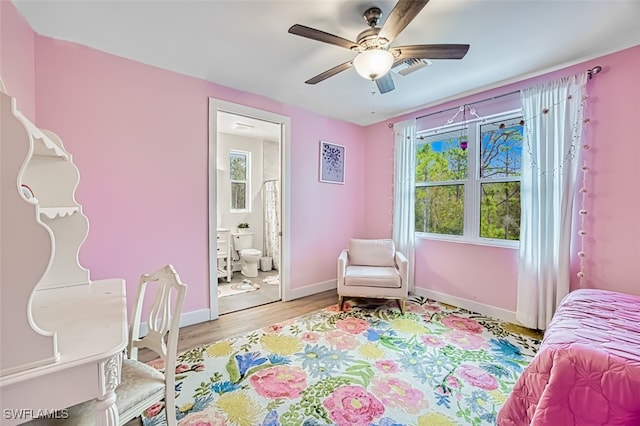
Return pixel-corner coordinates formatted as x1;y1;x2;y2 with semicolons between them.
337;238;408;313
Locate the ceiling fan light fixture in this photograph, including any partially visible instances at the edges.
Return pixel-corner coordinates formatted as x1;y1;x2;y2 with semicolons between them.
353;49;394;80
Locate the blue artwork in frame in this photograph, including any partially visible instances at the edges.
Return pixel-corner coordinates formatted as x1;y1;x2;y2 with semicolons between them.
319;141;345;184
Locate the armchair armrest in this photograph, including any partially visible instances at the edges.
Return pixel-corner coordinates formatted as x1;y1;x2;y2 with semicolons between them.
337;249;349;286
395;251;408;285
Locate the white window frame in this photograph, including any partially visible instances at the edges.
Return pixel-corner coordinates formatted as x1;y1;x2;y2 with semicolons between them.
415;109;522;248
230;150;251;212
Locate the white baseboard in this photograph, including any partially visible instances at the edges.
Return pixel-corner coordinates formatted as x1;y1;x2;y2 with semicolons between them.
142;282;338;332
178;308;211;328
412;288;520;325
285;279;337;301
144;287;519;332
140;308;211;336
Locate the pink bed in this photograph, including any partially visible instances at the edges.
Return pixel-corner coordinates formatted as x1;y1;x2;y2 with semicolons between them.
498;288;640;425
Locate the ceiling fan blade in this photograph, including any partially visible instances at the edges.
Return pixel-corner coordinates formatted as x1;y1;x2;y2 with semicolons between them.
288;24;359;50
376;74;395;94
305;60;353;85
378;0;429;44
392;44;470;60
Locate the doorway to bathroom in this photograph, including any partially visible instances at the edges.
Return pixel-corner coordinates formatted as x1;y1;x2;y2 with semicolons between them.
208;99;290;320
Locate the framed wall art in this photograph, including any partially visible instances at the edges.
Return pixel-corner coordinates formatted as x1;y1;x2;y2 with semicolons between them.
319;141;345;184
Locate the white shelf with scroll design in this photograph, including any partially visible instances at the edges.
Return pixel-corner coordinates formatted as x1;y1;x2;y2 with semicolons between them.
0;79;127;425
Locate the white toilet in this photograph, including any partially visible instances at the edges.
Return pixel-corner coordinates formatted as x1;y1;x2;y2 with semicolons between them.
232;232;262;278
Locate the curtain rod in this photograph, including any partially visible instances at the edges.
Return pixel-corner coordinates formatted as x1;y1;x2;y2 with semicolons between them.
388;65;602;128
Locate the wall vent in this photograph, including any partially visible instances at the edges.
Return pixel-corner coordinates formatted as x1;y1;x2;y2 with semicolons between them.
391;58;432;76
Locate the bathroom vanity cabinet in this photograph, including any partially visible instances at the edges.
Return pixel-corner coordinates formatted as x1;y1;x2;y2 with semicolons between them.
216;228;232;282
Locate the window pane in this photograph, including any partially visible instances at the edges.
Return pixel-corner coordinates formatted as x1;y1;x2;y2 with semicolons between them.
415;185;464;235
231;182;246;210
415;130;468;183
480;182;520;240
230;153;246;180
480;117;523;179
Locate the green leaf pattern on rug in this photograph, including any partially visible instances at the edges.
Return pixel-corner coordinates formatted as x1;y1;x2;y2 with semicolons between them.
142;298;541;426
280;377;352;425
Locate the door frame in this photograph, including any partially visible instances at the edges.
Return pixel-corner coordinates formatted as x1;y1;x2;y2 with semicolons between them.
208;98;291;320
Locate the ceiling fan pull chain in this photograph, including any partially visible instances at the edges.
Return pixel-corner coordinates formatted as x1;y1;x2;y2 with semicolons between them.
370;81;377;117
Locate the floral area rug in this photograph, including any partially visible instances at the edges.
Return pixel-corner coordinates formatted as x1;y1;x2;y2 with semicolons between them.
142;297;541;426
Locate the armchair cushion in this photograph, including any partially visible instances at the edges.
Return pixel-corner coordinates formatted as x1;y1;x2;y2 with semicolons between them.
348;238;395;267
345;266;401;288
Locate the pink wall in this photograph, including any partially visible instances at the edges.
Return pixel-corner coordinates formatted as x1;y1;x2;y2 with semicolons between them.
579;46;640;294
0;1;36;120
3;1;638;319
32;38;366;315
364;45;640;311
2;3;366;316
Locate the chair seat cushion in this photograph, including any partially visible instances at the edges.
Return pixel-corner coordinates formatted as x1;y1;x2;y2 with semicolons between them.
41;359;166;425
344;266;401;288
116;359;165;414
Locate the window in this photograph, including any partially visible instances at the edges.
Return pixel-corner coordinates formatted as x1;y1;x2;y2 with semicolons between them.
415;111;523;245
230;150;250;211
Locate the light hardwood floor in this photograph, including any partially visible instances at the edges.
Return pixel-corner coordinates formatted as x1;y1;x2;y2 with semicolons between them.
125;289;339;425
164;288;338;362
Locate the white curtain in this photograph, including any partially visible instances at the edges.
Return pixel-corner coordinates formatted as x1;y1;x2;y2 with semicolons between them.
263;180;280;270
516;73;587;329
392;118;416;292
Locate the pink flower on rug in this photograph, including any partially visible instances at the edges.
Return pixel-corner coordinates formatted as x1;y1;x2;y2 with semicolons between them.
436;386;450;396
335;317;369;335
265;324;283;333
327;301;354;312
405;303;425;313
441;315;483;334
423;304;442;312
249;365;307;399
446;331;488;350
179;407;228;426
326;330;359;350
323;385;384;426
175;363;190;374
446;375;461;389
375;360;399;374
191;363;205;372
422;335;444;347
370;377;429;414
301;331;320;343
148;358;165;370
458;364;498;390
144;402;163;418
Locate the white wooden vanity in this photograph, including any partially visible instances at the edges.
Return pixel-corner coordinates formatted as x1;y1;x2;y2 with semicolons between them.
0;80;127;425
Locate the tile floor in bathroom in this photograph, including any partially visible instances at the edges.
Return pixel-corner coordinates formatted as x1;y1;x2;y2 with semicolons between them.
217;269;281;315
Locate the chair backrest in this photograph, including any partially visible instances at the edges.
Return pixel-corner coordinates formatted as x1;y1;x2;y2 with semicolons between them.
128;264;187;363
348;238;396;267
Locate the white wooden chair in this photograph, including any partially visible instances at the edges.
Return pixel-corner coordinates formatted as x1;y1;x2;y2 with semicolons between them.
35;264;187;425
118;263;187;425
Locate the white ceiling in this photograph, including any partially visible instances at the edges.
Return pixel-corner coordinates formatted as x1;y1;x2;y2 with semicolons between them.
218;110;281;141
12;0;640;126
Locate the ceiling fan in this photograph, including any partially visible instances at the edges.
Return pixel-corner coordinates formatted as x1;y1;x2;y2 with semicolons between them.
288;0;469;94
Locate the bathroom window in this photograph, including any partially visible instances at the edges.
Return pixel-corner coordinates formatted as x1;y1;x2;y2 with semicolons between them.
230;150;250;211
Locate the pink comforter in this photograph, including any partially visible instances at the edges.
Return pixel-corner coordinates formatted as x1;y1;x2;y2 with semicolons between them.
498;289;640;425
